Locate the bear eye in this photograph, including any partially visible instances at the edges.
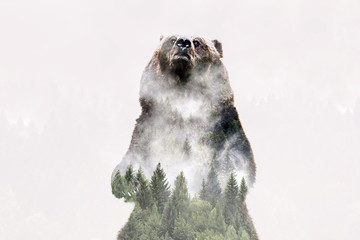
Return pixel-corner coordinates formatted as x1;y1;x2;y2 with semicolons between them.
170;38;176;44
193;40;200;48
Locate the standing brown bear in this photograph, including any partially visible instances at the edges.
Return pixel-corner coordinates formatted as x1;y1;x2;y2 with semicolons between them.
113;34;256;191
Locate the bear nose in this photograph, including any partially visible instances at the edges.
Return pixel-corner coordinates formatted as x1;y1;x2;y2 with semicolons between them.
176;37;191;51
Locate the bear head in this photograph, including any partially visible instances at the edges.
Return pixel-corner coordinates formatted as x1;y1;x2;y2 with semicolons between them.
156;35;223;79
139;35;232;115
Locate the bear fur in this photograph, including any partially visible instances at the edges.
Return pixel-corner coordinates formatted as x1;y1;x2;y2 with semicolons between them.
113;35;256;191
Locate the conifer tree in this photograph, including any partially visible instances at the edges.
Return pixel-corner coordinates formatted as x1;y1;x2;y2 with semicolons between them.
125;164;135;184
116;165;259;240
136;168;152;209
239;230;250;240
225;225;238;240
141;205;162;240
162;172;190;237
117;204;145;240
151;163;170;213
112;170;126;199
112;169;136;202
173;215;194;240
209;201;226;234
224;173;239;228
206;166;222;207
122;165;136;201
239;177;248;203
199;178;208;201
172;171;190;214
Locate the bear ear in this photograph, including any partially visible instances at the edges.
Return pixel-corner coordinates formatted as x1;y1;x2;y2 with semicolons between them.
212;39;223;58
160;35;164;41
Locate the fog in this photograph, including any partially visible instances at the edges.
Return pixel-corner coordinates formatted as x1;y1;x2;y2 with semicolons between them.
113;35;255;192
1;0;359;239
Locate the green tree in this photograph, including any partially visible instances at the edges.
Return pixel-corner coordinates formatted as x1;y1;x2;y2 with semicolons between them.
199;178;208;201
224;173;239;228
125;165;135;184
237;210;258;240
112;170;135;201
139;206;162;240
171;171;190;215
161;172;190;237
188;200;212;233
206;166;222;207
124;165;136;201
239;177;248;203
112;170;126;199
225;225;238;240
208;201;226;234
194;229;225;240
151;163;171;213
173;215;194;240
117;204;145;240
115;166;259;240
136;168;152;209
239;230;250;240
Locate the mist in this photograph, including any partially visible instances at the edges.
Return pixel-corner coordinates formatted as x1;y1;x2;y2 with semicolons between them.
1;0;360;239
113;36;254;192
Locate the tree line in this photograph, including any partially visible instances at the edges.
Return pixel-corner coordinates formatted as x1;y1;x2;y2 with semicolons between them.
112;163;258;240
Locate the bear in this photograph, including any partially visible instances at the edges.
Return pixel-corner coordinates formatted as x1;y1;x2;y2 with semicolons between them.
113;34;256;191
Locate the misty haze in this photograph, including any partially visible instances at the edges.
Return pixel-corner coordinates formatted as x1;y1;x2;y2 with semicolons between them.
1;0;360;240
110;34;258;239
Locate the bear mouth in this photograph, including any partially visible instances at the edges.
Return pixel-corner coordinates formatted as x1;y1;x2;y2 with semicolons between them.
173;52;191;61
170;52;194;78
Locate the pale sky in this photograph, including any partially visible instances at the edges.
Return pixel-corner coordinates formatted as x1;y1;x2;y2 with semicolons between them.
1;1;359;239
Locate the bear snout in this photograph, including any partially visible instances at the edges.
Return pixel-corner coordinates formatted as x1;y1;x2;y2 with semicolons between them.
176;37;192;52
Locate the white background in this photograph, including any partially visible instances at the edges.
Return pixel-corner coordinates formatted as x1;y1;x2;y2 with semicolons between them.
1;0;359;239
